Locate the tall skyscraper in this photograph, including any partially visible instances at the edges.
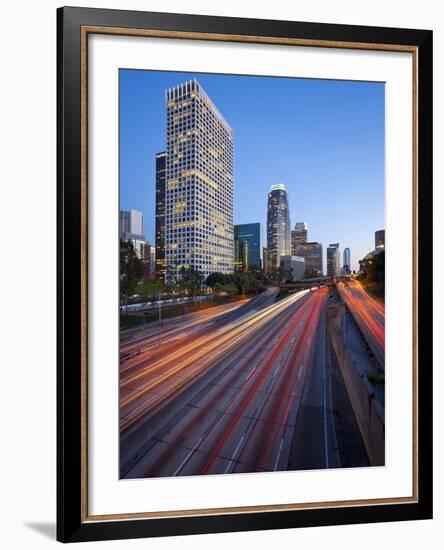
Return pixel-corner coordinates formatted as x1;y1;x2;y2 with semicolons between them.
343;247;351;274
119;209;144;240
155;151;167;279
266;183;291;271
165;80;234;282
327;243;341;277
291;222;308;253
234;223;263;272
375;229;385;249
292;242;323;277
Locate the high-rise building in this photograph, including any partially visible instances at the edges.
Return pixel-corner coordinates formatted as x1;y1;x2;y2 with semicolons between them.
120;209;144;240
266;183;291;272
292;242;323;277
234;223;263;272
280;255;305;282
375;229;385;249
155;151;167;279
327;243;341;277
291;222;308;253
343;247;351;274
165;80;234;282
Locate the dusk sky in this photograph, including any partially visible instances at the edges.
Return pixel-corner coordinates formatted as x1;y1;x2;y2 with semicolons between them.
120;69;385;272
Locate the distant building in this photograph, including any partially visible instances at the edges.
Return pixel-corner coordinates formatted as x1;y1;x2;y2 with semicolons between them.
327;243;341;277
120;209;147;255
293;242;323;277
234;223;263;272
343;247;351;275
267;183;291;272
280;255;305;282
125;234;149;260
375;229;385;249
120;209;152;279
120;209;144;240
165;79;234;282
291;222;308;253
155;151;167;279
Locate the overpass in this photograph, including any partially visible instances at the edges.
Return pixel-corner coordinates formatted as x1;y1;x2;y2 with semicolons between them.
279;276;333;290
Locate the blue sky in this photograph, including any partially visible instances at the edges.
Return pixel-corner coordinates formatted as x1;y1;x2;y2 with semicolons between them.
120;69;385;272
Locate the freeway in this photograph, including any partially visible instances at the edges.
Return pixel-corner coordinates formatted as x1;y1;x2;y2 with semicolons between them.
337;280;385;369
120;288;278;362
120;286;348;477
120;298;250;358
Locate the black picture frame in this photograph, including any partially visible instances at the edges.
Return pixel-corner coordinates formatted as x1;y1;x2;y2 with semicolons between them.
57;6;433;543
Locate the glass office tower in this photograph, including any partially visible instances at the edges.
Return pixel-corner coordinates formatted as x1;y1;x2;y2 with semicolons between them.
327;242;341;277
234;223;263;272
266;183;291;271
343;247;351;274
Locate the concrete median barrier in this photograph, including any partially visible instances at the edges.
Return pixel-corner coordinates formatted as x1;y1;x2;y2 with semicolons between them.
327;302;385;466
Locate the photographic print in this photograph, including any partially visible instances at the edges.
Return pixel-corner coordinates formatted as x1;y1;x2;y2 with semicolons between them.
119;70;385;479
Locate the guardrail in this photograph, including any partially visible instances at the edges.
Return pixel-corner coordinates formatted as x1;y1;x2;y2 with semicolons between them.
121;294;212;313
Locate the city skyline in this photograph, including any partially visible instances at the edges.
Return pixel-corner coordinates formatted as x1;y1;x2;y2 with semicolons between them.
120;69;385;272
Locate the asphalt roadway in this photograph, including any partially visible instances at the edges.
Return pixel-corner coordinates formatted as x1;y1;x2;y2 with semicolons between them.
120;287;368;478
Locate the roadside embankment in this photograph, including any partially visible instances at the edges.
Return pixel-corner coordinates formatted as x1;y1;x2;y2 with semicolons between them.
327;298;385;466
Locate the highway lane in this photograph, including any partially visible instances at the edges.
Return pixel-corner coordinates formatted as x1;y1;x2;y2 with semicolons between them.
120;299;250;359
337;281;385;370
120;287;279;358
120;288;309;436
121;287;337;478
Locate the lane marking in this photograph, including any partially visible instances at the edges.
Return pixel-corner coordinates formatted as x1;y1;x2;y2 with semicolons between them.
173;435;205;476
224;434;246;474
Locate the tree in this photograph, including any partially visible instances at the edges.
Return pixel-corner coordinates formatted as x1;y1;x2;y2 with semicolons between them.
373;249;385;282
213;281;238;297
133;280;166;303
206;271;263;296
225;282;239;297
206;272;234;287
120;239;144;310
234;272;261;296
180;267;205;298
359;249;385;282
